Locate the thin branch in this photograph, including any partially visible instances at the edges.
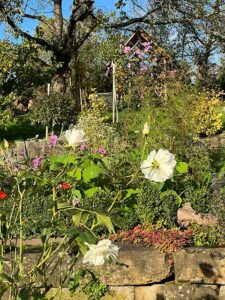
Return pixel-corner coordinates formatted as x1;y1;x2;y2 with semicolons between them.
0;9;58;53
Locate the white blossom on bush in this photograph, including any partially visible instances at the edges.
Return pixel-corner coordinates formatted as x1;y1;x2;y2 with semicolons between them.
140;149;176;183
65;129;85;147
83;239;119;266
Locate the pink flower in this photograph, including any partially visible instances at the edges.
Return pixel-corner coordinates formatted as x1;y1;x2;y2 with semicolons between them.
144;45;152;53
142;41;153;52
127;63;132;69
142;41;152;48
80;144;86;151
123;46;131;54
140;66;148;74
32;157;43;169
98;147;106;155
135;48;143;59
49;134;58;146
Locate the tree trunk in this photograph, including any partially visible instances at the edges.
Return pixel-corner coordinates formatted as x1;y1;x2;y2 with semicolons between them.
71;53;81;112
52;71;67;93
54;0;63;40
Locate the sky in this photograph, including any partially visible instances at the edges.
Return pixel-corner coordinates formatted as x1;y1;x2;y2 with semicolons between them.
0;0;118;40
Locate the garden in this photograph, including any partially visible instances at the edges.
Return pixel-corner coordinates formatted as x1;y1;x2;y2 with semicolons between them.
0;1;225;299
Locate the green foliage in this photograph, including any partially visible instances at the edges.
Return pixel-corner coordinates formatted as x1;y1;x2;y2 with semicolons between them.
78;32;122;92
30;92;78;127
0;40;53;129
75;113;117;150
69;270;109;300
1;194;52;238
191;224;223;247
82;278;109;300
0;115;44;141
136;183;181;227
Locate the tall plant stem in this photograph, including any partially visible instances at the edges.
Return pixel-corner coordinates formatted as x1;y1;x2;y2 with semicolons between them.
16;179;25;276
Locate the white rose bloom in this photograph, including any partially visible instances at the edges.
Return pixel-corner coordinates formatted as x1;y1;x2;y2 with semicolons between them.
83;239;119;266
140;149;176;183
65;129;85;147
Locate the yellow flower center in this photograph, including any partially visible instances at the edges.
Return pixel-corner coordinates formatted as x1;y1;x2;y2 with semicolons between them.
151;158;160;169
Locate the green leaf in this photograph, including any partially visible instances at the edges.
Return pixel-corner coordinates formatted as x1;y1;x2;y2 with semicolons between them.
75;168;82;180
0;273;14;284
72;211;83;226
85;187;100;198
67;167;82;180
176;195;183;207
68;270;86;294
124;188;140;200
72;189;82;200
17;288;30;300
73;211;90;226
78;230;97;250
176;162;188;174
50;154;78;170
96;213;115;233
82;162;104;183
56;203;72;210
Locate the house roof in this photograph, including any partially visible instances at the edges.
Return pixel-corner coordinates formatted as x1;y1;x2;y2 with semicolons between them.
123;26;151;47
122;26;172;62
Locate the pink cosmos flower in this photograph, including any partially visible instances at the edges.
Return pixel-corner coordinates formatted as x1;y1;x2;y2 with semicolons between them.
49;134;58;146
123;46;131;54
32;157;43;169
98;147;106;155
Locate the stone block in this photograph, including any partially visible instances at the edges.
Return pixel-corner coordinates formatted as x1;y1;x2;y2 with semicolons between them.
79;244;172;285
2;244;171;287
219;286;225;300
135;284;219;300
45;287;134;300
173;248;225;284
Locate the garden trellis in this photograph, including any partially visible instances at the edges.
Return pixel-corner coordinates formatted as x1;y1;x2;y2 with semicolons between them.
116;27;177;108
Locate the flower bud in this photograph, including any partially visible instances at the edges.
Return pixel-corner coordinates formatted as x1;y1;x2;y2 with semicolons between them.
142;122;149;136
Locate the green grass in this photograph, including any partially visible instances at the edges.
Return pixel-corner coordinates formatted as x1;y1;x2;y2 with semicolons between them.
0;115;45;141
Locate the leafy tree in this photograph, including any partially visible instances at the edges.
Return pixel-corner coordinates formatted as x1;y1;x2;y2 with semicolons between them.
0;40;53;128
0;0;224;107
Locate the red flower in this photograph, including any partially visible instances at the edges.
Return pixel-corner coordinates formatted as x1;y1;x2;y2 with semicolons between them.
62;182;71;190
0;191;7;200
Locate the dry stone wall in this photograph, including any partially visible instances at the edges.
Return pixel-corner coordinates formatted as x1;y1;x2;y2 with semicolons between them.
3;245;225;300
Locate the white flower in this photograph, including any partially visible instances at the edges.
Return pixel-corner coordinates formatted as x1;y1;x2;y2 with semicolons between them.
65;129;85;147
83;239;119;266
140;149;176;183
142;122;149;136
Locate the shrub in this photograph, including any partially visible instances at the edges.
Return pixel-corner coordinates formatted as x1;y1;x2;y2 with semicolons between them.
191;224;223;247
74;114;117;150
136;184;180;227
193;91;223;137
30;92;78;127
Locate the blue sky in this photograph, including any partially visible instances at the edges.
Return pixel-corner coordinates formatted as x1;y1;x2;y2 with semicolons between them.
0;0;118;40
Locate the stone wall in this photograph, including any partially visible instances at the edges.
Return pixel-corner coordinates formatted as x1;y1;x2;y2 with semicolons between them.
3;245;225;300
